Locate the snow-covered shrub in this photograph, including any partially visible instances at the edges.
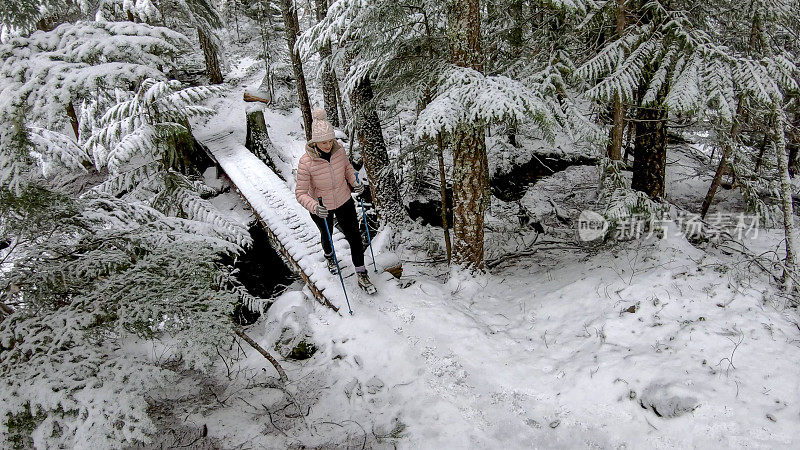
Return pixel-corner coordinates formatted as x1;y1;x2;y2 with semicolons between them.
0;188;246;448
596;157;666;239
0;20;189;192
0;17;259;448
83;77;251;248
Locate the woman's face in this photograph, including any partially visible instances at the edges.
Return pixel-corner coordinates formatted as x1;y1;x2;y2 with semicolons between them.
317;139;334;153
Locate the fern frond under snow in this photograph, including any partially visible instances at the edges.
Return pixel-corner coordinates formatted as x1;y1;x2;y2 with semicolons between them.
665;51;702;113
141;78;181;104
575;26;650;81
173;186;251;248
585;37;662;104
87;160;161;198
106;124;155;172
164;84;223;105
703;58;735;122
27;127;89;176
641;46;677;105
733;58;781;104
765;53;799;92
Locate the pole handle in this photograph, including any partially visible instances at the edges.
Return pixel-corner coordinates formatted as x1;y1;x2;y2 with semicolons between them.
318;197;324;206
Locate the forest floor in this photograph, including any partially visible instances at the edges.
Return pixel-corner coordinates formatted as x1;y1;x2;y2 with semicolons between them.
138;52;800;449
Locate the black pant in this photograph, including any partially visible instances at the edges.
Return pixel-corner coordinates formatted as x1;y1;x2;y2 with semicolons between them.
311;198;364;268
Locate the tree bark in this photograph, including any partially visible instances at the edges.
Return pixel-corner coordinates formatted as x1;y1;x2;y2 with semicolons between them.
246;109;282;178
631;62;667;200
350;78;406;225
700;101;744;218
436;133;453;262
314;0;340;127
774;108;798;292
451;123;488;268
66;102;79;141
607;94;625;160
0;301;13;319
198;28;223;85
334;71;348;127
448;0;488;270
753;129;770;174
505;0;524;147
606;0;628;160
278;0;313;140
169;119;203;176
787;109;800;176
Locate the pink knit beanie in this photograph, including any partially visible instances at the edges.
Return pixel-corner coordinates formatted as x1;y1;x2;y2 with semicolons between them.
310;108;335;143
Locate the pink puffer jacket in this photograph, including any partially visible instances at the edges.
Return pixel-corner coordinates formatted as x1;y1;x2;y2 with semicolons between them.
295;140;358;213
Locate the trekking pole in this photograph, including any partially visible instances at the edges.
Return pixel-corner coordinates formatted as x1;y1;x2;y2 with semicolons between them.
355;173;378;273
319;197;353;315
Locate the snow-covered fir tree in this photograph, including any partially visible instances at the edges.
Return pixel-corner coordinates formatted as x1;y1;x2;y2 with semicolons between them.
0;9;262;448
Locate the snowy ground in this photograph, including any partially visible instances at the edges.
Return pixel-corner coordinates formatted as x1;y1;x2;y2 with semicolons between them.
165;218;800;448
146;54;800;449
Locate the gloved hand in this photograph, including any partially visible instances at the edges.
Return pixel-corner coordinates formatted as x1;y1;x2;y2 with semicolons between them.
353;182;365;196
314;204;329;218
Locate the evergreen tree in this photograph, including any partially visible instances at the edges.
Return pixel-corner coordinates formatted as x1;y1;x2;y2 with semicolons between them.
0;0;83;33
350;76;408;225
0;20;190;192
313;0;340;127
277;0;313;140
446;0;488;269
96;0;226;84
0;16;265;447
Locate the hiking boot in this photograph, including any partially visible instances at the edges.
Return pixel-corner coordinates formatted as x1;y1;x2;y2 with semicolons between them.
325;254;337;275
357;271;377;295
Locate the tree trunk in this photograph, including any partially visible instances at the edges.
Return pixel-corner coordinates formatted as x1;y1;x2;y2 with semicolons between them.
506;0;524;147
278;0;313;140
631;64;667;200
607;94;625;160
447;0;488;270
350;77;406;225
451;123;488;268
606;0;628;161
169;120;203;176
788;111;800;176
774;108;798;293
232;0;240;41
701;101;744;218
623;118;634;163
66;102;79;141
198;28;223;85
754;127;771;174
334;71;348;127
314;0;340;127
437;133;453;262
0;302;14;321
246;109;282;179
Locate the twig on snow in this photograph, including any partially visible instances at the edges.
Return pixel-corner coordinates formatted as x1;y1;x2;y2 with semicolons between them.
232;321;288;383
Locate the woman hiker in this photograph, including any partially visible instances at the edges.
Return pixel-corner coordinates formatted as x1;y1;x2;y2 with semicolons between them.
295;108;376;294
